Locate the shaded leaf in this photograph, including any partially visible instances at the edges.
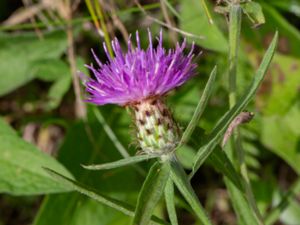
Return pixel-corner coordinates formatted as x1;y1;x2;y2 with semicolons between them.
0;118;73;195
180;0;228;53
0;30;67;96
170;156;212;225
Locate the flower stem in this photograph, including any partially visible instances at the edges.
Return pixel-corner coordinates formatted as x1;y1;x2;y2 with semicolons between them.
227;2;264;224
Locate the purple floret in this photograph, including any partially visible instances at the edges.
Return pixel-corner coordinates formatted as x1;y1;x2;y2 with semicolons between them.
82;30;197;106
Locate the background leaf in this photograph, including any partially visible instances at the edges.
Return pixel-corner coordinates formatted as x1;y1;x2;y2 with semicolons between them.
0;117;73;195
179;0;228;53
0;30;67;96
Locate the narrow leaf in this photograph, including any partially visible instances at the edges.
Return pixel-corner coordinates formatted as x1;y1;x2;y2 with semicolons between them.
44;168;168;225
170;156;212;225
179;66;217;146
209;146;244;191
190;32;278;177
164;179;178;225
82;155;156;170
225;178;260;225
133;162;170;225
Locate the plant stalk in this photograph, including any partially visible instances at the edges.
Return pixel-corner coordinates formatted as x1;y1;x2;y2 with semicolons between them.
227;2;264;224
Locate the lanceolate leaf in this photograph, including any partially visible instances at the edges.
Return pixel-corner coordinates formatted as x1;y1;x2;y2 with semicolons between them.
208;147;244;191
133;162;171;225
0;30;67;96
170;156;212;225
225;178;260;225
45;168;167;225
82;155;157;170
190;31;278;177
164;179;179;225
179;66;217;147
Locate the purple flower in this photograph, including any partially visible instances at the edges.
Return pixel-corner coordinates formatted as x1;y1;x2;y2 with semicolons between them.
82;30;196;106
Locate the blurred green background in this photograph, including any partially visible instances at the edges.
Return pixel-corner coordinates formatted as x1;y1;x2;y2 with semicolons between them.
0;0;300;225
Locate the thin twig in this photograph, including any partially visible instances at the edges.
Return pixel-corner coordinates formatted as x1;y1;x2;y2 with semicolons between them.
65;0;86;119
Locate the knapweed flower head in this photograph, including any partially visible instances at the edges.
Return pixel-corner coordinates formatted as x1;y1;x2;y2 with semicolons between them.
82;30;197;156
83;30;196;106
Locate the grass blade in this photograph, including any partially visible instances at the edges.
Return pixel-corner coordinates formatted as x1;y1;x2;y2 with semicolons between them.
170;156;212;225
133;162;171;225
190;31;278;178
82;155;157;170
179;66;217;147
44;168;168;225
164;179;179;225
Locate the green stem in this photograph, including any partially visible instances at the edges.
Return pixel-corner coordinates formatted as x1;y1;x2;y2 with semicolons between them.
227;2;264;224
228;3;241;109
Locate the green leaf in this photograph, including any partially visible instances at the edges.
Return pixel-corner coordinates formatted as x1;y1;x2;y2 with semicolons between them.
190;31;278;177
170;156;212;225
208;147;244;191
33;194;132;225
0;118;17;136
31;58;72;110
225;178;260;225
179;66;217;146
45;168;167;225
261;109;300;175
133;162;170;225
0;30;67;96
175;145;196;170
242;1;265;27
46;74;72;110
179;0;228;53
33;59;70;82
82;155;157;170
164;179;178;225
0;118;73;195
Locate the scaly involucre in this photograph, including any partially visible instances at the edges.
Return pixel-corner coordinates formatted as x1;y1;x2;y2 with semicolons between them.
82;30;196;106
